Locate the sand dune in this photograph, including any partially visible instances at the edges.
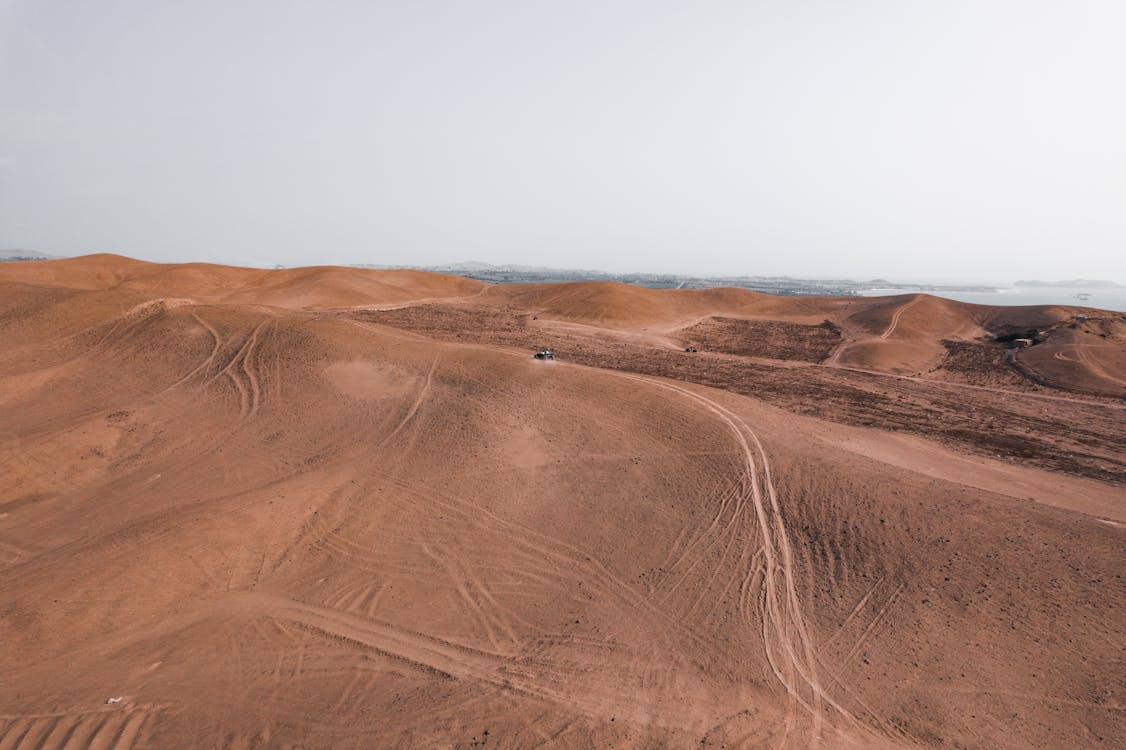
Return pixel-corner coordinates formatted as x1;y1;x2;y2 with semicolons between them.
495;281;849;329
1;256;1122;749
0;254;484;308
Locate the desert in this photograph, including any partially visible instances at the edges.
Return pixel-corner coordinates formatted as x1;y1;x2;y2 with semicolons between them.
0;254;1122;749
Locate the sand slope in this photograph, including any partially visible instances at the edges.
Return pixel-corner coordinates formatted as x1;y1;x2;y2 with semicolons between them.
1;256;1122;749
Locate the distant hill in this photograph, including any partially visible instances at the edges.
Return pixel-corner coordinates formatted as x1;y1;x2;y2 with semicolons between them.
1015;279;1123;289
0;249;61;262
428;260;611;275
350;260;1003;298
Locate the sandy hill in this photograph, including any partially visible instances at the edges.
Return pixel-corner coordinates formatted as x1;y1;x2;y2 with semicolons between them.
0;256;1122;749
0;253;484;308
492;279;1121;393
495;281;850;329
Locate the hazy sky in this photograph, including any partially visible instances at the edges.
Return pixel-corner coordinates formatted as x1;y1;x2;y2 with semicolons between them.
1;1;1123;281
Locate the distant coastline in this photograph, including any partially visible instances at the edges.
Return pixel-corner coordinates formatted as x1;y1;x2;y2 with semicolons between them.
1014;279;1123;289
6;251;1123;310
353;260;1004;299
857;284;1126;312
378;262;1126;311
0;249;60;262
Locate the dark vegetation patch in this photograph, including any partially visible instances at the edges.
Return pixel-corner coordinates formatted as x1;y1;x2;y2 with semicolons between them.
991;329;1043;345
677;317;841;362
932;340;1040;390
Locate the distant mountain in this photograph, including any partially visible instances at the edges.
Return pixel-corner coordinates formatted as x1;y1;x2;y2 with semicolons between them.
346;260;1006;296
427;260;609;276
1015;279;1123;289
0;249;60;262
429;260;498;273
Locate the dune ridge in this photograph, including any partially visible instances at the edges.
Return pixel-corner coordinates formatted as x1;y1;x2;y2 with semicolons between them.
1;255;1122;749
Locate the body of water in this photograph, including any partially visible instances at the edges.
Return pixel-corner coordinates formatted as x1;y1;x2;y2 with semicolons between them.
858;285;1126;313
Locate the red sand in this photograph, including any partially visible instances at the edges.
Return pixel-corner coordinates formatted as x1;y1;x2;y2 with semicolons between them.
1;256;1122;749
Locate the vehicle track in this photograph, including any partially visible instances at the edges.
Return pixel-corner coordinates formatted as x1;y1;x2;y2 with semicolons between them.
822;295;921;367
292;470;719;660
607;370;885;747
201;319;268;420
371;471;719;656
839;582;906;670
822;576;886;650
239;320;265;419
418;537;520;654
280;324;900;743
0;705;157;750
237;592;724;731
652;474;747;605
161;311;222;393
1075;343;1126;388
378;353;440;447
881;296;921;340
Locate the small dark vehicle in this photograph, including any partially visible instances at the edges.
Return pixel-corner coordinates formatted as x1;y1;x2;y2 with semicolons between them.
533;348;555;360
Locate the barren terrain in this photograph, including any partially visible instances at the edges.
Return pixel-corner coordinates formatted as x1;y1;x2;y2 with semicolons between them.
1;256;1123;749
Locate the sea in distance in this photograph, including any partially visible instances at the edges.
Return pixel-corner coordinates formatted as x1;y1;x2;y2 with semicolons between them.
858;284;1126;313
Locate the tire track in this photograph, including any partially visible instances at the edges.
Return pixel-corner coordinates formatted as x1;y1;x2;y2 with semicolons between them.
161;310;222;393
203;319;268;420
239;593;706;728
882;296;921;340
378;353;440;447
328;345;886;743
652;475;746;606
269;318;284;400
363;469;719;657
239;320;266;419
300;474;714;658
821;576;886;650
0;706;157;750
419;538;512;654
604;370;883;747
839;582;906;670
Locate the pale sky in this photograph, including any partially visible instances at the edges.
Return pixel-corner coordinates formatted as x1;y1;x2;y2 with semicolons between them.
1;1;1123;281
